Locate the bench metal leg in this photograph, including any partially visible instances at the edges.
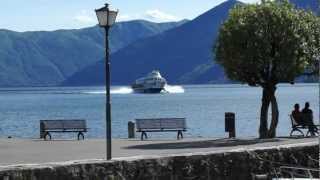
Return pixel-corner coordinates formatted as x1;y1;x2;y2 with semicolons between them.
306;125;319;136
141;132;147;140
306;129;311;137
306;128;319;137
177;131;183;140
77;132;85;140
44;132;52;140
290;128;304;137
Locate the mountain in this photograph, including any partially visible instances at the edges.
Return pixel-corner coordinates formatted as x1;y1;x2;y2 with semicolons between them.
109;20;188;53
0;20;186;87
0;1;317;87
65;0;319;86
64;0;240;86
289;0;319;15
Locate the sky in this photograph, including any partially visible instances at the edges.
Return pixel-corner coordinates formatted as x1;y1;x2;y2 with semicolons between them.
0;0;260;32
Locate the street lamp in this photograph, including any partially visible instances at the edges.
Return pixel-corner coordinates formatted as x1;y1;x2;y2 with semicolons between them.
95;3;118;160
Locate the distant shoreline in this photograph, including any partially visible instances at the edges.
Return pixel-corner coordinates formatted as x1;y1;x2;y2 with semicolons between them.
0;82;318;90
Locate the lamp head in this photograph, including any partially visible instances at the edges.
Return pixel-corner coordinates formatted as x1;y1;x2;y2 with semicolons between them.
95;3;118;27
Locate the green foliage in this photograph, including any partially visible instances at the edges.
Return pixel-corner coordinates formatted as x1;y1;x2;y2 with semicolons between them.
215;0;320;87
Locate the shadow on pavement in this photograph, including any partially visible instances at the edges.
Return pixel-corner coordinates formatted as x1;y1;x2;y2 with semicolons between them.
124;138;282;150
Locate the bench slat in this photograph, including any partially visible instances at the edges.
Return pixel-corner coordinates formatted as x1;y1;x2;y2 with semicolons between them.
136;119;161;130
135;118;186;131
41;120;64;129
62;120;86;129
160;119;186;129
40;120;87;130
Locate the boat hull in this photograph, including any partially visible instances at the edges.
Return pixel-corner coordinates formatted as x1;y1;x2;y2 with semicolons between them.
132;88;163;94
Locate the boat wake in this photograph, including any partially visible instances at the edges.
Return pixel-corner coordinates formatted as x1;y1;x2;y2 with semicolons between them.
84;85;184;94
111;87;133;94
83;91;105;94
84;87;133;95
163;85;185;93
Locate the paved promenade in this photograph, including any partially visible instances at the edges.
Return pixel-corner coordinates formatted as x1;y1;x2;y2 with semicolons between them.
0;137;318;166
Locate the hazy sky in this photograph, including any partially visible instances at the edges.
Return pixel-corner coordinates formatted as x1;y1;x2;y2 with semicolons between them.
0;0;260;32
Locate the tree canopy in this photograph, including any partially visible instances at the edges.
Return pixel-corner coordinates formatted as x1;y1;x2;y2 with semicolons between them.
214;0;320;138
215;0;320;87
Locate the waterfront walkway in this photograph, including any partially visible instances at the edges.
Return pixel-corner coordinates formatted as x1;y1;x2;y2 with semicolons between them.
0;137;318;166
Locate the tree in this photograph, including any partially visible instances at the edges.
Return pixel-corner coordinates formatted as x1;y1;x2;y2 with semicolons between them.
214;0;320;138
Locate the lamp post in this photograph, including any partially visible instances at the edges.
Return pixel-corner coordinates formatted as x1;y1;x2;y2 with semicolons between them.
95;3;118;160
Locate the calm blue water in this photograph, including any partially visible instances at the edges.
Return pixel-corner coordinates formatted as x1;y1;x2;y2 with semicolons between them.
0;84;318;139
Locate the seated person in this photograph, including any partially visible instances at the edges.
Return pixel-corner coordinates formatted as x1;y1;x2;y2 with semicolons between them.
291;104;304;126
302;102;318;135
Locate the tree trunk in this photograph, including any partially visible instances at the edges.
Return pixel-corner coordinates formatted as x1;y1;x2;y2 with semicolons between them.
259;88;270;139
259;86;278;139
268;90;279;138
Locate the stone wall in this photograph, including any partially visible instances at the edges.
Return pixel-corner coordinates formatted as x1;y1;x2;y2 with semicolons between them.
0;143;318;180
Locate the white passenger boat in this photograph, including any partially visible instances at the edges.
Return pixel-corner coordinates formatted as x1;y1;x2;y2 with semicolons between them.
131;70;167;93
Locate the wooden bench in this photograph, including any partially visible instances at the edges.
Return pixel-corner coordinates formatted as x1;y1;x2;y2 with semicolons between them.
40;120;88;140
135;118;187;140
289;115;319;137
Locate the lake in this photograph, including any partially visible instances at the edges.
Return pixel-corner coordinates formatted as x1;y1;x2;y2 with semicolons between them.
0;84;318;139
